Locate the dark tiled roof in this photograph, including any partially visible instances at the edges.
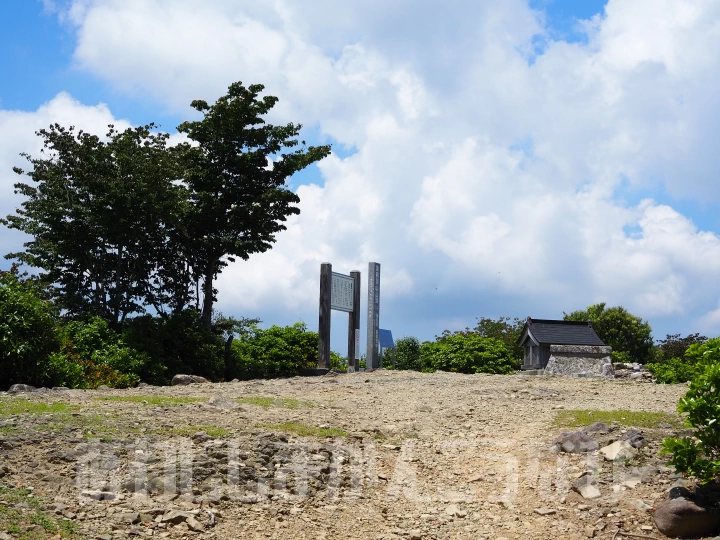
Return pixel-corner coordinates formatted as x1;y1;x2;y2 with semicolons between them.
522;318;605;346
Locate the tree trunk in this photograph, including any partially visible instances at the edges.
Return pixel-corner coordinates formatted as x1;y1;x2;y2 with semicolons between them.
201;262;215;331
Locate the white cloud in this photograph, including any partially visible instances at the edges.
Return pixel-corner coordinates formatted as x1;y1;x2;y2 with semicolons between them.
5;0;720;341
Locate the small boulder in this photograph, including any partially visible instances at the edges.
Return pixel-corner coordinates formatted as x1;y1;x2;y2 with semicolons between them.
599;440;637;461
555;431;599;453
207;395;240;410
171;374;210;386
583;422;612;434
654;498;720;538
573;474;602;499
162;510;194;525
7;384;36;394
621;429;645;448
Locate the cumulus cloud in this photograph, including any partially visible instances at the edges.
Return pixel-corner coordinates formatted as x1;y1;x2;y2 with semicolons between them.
5;0;720;341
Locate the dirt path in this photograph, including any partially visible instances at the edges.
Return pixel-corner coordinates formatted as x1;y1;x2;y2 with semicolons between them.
0;371;692;539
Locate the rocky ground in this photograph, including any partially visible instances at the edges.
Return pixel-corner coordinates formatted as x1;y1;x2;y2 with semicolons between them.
0;370;706;539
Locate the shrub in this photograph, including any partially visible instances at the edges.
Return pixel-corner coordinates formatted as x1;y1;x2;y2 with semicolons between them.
53;317;153;388
230;323;317;379
385;336;422;371
648;337;720;384
661;348;720;483
330;351;347;371
419;331;517;374
121;310;225;383
0;272;59;388
656;333;708;362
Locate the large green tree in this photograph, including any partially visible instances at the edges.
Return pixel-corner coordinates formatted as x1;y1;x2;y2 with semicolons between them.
4;123;187;326
563;303;654;364
473;316;524;363
176;82;331;329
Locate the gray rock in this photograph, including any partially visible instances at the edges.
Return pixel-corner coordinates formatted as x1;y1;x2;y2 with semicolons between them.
171;374;210;386
621;429;645;448
186;516;205;532
654;498;720;538
7;384;36;394
599;440;637;461
116;512;141;524
162;509;194;524
583;422;612;434
207;395;240;410
81;490;116;501
555;431;599;453
573;475;602;499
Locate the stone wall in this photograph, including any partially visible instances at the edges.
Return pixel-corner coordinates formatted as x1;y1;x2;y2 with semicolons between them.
543;345;614;378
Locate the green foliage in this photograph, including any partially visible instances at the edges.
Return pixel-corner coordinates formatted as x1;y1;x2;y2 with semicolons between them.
176;82;332;328
0;271;59;388
230;322;318;379
122;310;238;383
384;336;422;370
648;337;720;384
5;124;188;325
661;350;720;483
329;351;348;371
419;331;517;374
564;303;654;364
473;316;525;362
49;316;160;388
656;333;708;362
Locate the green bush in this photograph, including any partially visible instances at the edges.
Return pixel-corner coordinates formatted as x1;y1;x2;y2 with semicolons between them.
648;337;720;384
229;323;318;379
419;331;518;374
384;336;422;371
0;272;59;388
52;317;150;388
661;346;720;483
330;351;347;371
122;310;225;383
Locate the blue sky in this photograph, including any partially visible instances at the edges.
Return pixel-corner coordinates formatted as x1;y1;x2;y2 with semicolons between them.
2;0;720;354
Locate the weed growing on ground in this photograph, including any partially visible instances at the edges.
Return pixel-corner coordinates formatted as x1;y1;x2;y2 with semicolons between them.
0;485;81;538
94;396;207;406
552;409;682;428
237;396;313;409
0;399;78;416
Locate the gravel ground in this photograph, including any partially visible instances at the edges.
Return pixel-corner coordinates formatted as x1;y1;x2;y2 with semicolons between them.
0;370;697;539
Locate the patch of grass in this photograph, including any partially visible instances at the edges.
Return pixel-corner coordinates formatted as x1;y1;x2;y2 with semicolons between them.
267;421;348;438
553;409;683;429
0;485;81;538
94;396;206;406
157;425;230;438
0;425;17;434
237;396;313;409
0;399;79;416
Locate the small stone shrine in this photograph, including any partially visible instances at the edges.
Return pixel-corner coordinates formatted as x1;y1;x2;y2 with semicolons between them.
518;318;614;378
